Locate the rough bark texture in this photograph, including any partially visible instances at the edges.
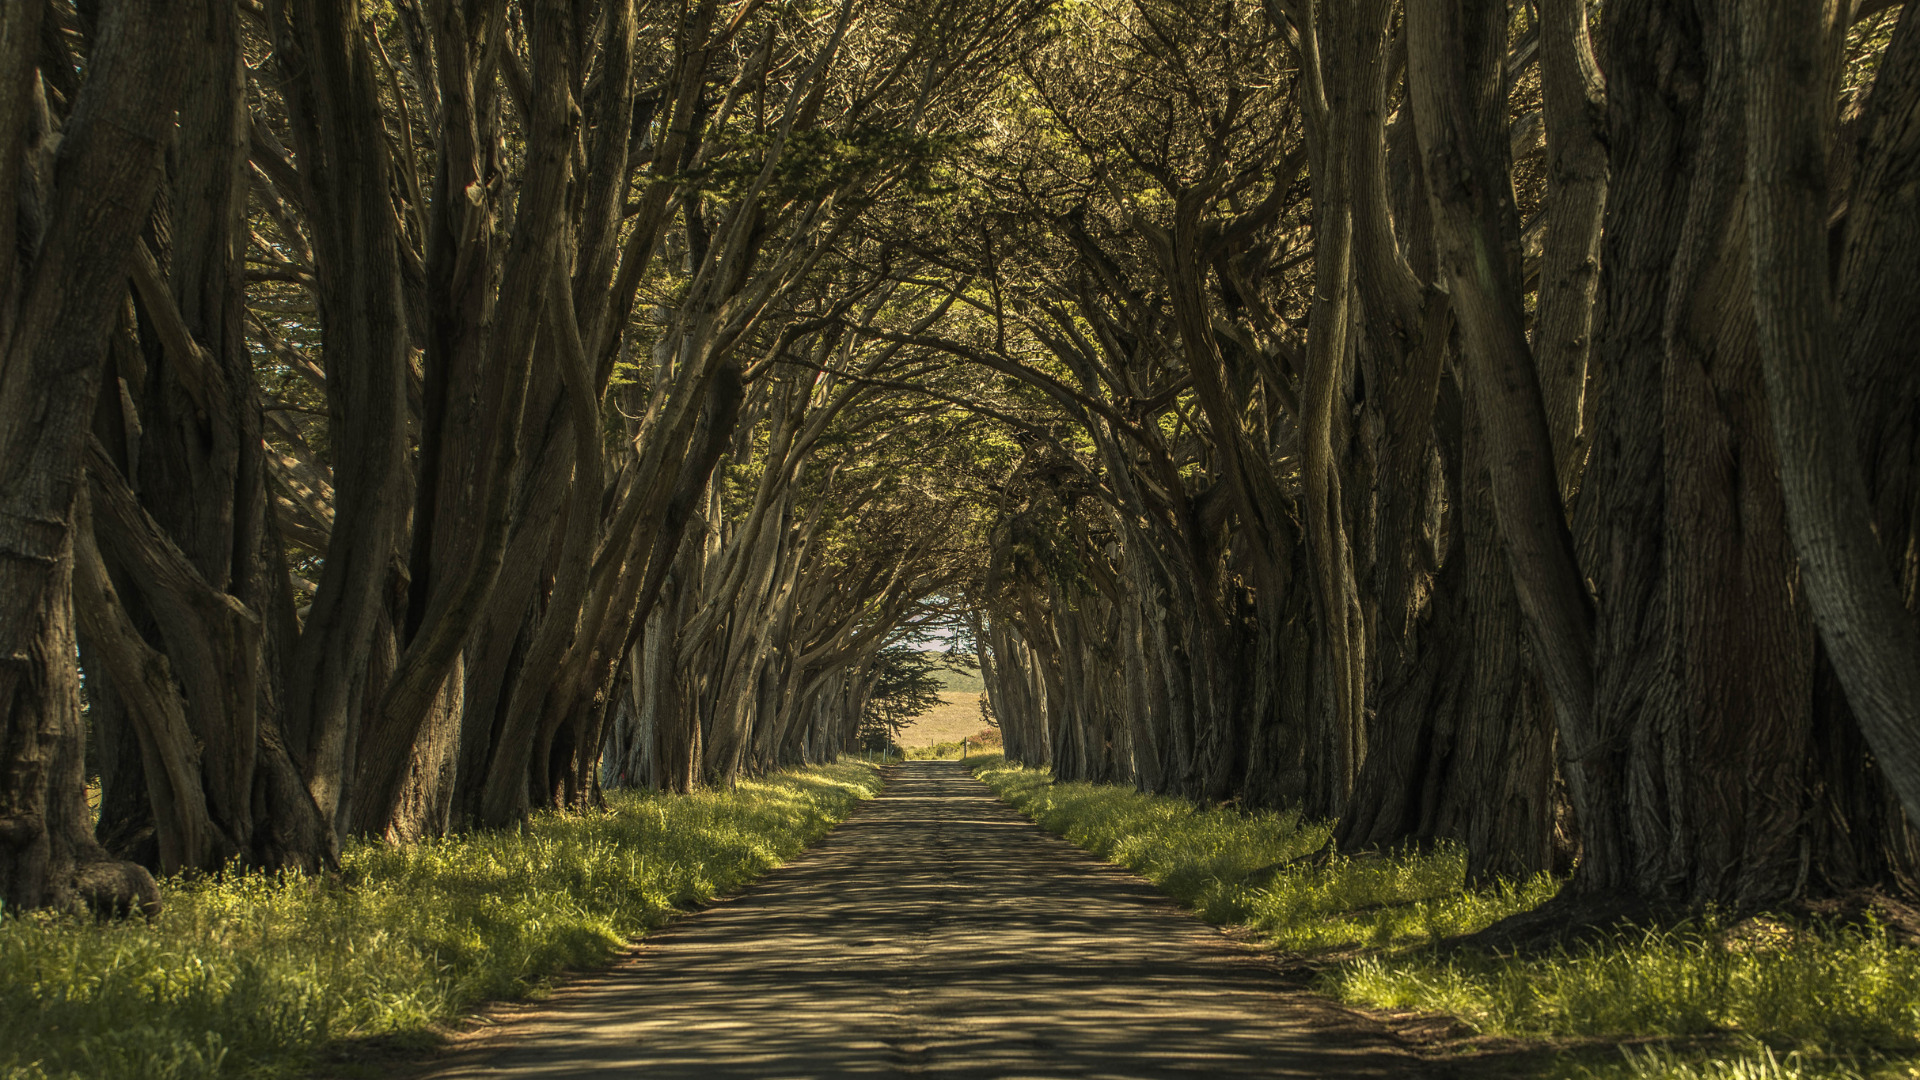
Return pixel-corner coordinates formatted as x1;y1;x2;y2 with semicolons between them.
0;0;188;912
1816;0;1920;889
1572;0;1705;896
1405;0;1598;806
1533;0;1608;495
2;528;159;916
269;0;416;830
1745;0;1920;830
1341;379;1559;880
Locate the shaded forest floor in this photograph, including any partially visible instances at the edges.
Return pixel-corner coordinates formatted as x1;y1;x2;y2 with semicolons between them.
971;757;1920;1080
0;764;883;1080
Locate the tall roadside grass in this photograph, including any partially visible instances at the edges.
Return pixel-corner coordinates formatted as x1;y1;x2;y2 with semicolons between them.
1566;1040;1900;1080
973;755;1551;951
1332;915;1920;1044
971;756;1920;1079
1;762;882;1080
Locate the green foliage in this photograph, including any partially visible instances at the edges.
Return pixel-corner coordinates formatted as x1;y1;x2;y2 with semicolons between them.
993;494;1097;599
0;763;882;1080
855;645;947;750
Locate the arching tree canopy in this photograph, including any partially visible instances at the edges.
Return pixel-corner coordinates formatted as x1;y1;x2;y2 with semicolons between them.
3;0;1919;916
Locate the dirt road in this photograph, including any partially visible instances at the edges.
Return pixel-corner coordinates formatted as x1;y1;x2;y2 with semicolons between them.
425;761;1420;1079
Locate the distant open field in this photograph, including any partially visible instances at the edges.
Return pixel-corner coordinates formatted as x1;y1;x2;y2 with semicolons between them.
934;664;984;693
898;690;990;748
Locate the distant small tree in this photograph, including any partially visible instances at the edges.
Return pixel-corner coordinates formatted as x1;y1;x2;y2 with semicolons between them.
855;646;945;751
940;645;978;672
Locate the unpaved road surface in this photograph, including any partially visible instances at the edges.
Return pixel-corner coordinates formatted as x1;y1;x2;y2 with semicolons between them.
426;761;1420;1079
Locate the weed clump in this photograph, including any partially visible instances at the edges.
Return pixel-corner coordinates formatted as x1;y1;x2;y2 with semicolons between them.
0;762;882;1080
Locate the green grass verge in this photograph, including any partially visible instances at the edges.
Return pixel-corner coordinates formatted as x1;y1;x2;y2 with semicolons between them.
970;755;1920;1080
1565;1041;1898;1080
2;761;883;1080
970;755;1551;950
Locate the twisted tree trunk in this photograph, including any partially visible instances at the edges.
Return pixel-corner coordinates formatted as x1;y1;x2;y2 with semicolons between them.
1;0;188;912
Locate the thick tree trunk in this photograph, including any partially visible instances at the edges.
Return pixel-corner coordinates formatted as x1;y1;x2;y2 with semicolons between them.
1571;0;1706;895
1533;0;1609;495
71;491;224;876
648;568;700;793
0;0;41;340
0;0;186;714
983;618;1050;767
1645;26;1817;904
1838;1;1920;610
69;0;333;874
1;531;158;916
1295;1;1364;818
0;0;187;912
1117;589;1164;794
1406;0;1597;805
438;0;591;830
383;657;463;843
1241;557;1316;811
269;0;415;831
1553;0;1898;905
351;0;548;842
1812;0;1920;889
1744;0;1920;829
1340;380;1559;880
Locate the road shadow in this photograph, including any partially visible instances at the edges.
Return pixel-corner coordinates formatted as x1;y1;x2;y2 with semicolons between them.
419;761;1423;1079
